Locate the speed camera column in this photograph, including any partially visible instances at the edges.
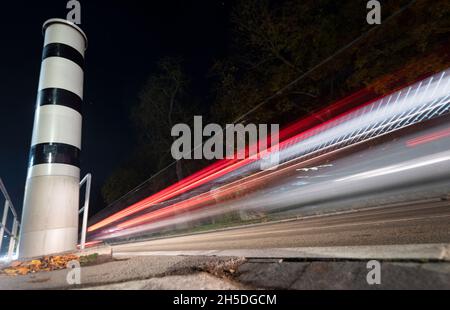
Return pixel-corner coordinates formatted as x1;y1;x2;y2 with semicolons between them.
19;18;88;258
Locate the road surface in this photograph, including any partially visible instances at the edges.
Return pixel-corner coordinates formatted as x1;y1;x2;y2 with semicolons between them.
2;200;449;290
112;199;450;253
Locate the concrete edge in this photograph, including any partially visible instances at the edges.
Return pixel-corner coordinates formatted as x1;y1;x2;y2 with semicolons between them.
112;243;450;261
76;245;112;257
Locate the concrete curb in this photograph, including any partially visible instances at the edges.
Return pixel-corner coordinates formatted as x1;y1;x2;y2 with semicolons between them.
76;245;112;257
113;243;450;261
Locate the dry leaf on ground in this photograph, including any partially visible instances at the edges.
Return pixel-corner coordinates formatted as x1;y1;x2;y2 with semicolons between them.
0;255;80;276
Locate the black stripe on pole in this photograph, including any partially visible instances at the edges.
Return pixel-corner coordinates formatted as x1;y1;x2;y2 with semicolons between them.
29;143;80;167
42;43;84;69
37;88;83;114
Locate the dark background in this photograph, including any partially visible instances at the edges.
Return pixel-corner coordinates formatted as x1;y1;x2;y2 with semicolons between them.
0;0;230;215
1;0;448;222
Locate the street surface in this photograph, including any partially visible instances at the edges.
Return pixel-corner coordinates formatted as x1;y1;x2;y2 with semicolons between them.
113;200;450;253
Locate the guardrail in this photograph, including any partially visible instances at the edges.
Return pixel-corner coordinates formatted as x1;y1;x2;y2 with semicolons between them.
0;178;20;260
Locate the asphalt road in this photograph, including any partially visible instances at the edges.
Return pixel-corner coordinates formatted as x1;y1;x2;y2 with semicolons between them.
112;199;450;253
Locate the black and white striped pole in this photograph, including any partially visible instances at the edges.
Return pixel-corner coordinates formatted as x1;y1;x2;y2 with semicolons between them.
19;19;87;258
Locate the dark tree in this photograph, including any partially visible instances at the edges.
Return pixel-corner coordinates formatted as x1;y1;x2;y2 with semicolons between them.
102;57;196;205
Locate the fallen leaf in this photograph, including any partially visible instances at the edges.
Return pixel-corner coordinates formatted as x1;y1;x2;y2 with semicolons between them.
1;254;80;276
10;261;22;268
16;267;30;276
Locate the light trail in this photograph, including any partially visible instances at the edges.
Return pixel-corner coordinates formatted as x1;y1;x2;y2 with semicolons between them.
88;89;373;232
89;69;450;239
406;127;450;147
102;134;450;240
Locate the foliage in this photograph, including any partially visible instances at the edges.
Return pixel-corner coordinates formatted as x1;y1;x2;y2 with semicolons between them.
1;255;79;276
210;0;450;126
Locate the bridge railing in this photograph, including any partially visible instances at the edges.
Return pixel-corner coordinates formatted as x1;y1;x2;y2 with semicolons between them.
0;178;20;261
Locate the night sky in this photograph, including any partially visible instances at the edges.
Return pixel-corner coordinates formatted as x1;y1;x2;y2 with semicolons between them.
0;1;229;215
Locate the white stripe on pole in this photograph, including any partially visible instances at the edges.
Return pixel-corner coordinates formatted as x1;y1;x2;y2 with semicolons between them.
27;164;80;179
38;57;84;98
31;105;83;148
44;20;87;56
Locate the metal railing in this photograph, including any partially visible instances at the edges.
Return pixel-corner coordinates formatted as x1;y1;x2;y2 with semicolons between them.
0;178;20;260
79;173;92;250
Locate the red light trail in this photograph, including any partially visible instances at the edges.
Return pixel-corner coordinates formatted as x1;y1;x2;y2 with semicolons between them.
88;89;373;232
88;68;450;235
